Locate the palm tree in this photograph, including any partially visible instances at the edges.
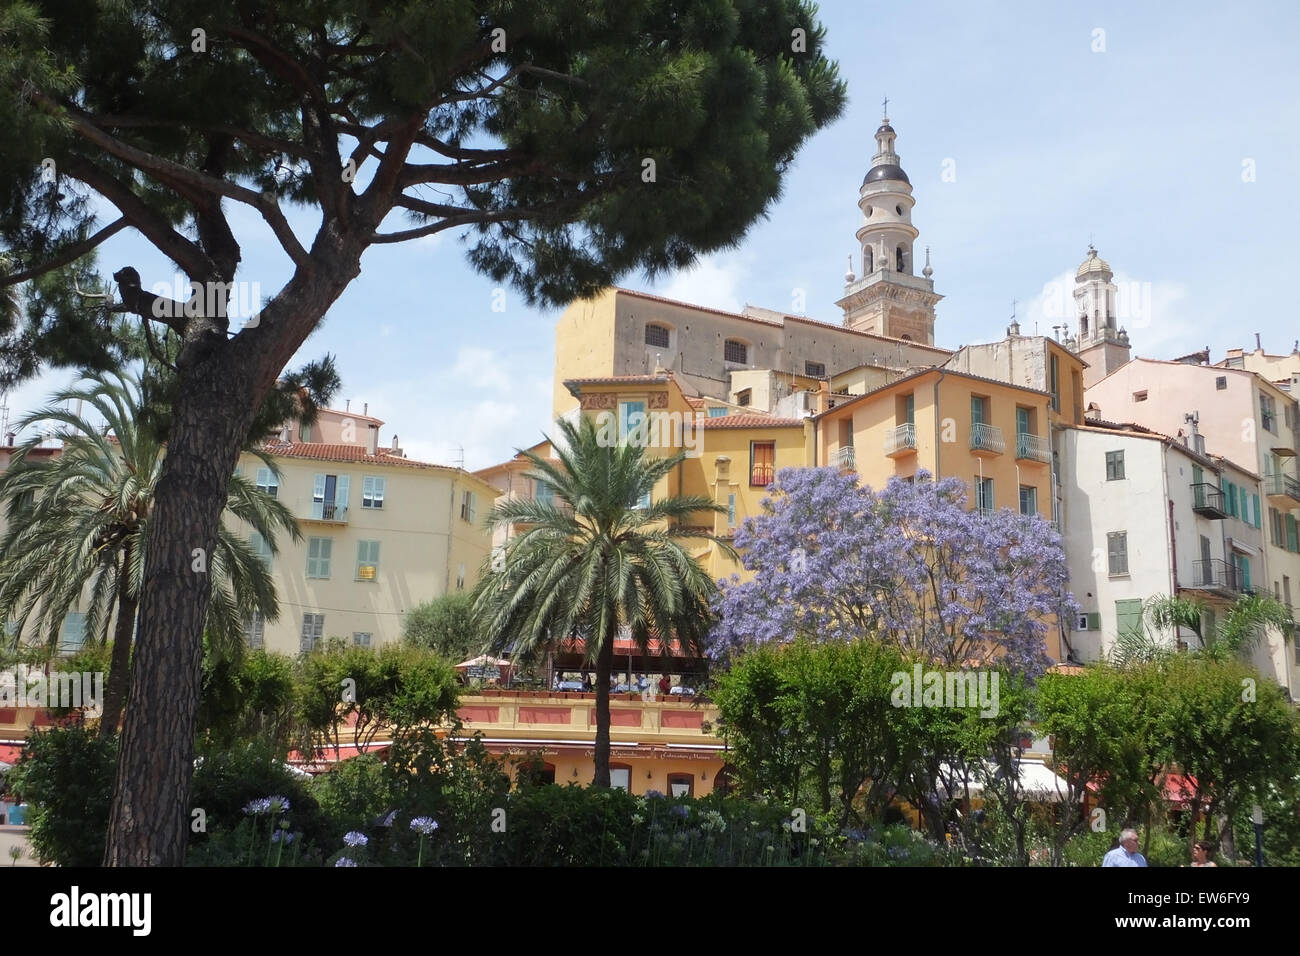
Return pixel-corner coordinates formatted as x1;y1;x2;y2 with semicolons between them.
472;415;733;786
0;369;299;738
1132;592;1295;665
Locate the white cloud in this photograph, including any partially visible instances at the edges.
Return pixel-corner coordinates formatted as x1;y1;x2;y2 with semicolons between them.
654;254;748;314
353;346;553;472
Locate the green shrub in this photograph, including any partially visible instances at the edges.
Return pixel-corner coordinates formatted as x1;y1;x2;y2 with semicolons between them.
8;725;116;866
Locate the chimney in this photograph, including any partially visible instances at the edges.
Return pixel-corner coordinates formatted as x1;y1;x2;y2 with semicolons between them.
816;380;831;415
5;432;13;446
367;424;379;456
345;399;351;412
391;434;399;451
363;402;369;417
1255;332;1263;353
1085;402;1102;421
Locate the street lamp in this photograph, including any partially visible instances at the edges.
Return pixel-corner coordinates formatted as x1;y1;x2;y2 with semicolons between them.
1251;804;1264;867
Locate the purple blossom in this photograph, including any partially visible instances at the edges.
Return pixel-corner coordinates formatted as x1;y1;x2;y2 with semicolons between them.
343;831;368;847
669;804;690;819
242;797;272;816
334;857;357;867
268;795;290;814
271;830;295;844
709;468;1076;679
643;790;665;800
409;817;439;836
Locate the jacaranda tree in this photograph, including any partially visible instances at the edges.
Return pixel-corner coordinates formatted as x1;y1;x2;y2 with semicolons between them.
0;0;845;863
710;468;1076;677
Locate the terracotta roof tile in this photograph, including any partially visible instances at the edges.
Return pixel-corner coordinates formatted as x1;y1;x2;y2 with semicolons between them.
260;440;452;470
698;415;804;429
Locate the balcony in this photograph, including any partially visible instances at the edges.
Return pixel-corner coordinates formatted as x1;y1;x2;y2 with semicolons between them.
833;445;856;471
970;422;1005;457
1014;432;1051;464
884;423;916;457
1189;558;1245;597
303;500;349;524
1265;472;1300;506
1190;482;1228;519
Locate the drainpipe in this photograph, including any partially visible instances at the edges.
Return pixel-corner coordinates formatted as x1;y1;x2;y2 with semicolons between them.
932;370;946;480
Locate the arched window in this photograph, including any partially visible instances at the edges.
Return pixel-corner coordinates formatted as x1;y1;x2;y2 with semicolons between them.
1080;315;1089;336
724;339;748;365
896;245;906;273
865;247;874;274
645;323;670;348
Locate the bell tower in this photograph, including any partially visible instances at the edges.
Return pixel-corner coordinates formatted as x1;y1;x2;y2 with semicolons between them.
836;106;942;344
1072;244;1131;388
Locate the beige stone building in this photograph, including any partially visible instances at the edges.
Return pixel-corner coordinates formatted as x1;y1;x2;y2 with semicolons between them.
235;406;500;655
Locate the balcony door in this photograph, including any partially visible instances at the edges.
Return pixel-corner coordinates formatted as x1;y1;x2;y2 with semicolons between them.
312;473;350;519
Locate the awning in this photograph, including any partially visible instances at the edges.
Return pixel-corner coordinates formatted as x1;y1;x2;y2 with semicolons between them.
939;760;1069;803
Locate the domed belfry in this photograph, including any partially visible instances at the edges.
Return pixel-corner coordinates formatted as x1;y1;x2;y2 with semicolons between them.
836;107;942;344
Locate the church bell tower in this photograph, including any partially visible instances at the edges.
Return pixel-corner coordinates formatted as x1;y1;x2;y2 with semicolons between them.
836;105;942;344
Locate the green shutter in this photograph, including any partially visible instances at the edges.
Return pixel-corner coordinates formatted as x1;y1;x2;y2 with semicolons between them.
1288;514;1298;552
1115;599;1144;640
1086;612;1102;631
1253;494;1262;528
971;395;984;425
1016;406;1030;436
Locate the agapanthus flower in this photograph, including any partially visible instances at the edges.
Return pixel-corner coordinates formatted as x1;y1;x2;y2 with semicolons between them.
242;797;272;816
268;795;290;813
669;804;689;819
343;831;369;847
409;817;439;836
335;857;357;867
271;830;295;844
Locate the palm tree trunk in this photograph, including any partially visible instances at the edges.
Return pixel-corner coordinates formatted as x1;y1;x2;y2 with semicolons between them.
593;633;614;787
98;546;137;740
104;367;254;866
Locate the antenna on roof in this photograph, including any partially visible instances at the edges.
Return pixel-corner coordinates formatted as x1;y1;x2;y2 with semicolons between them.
452;444;465;469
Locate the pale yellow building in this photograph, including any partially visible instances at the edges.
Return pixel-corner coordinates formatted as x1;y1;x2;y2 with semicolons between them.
234;406;499;655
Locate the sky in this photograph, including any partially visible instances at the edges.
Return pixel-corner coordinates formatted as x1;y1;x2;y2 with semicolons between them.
6;0;1299;470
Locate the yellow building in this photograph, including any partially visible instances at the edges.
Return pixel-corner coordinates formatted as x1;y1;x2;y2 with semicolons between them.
812;367;1062;660
233;406;500;655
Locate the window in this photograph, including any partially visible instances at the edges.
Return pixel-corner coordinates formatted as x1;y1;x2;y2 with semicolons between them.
970;395;989;425
1049;354;1060;411
457;562;466;590
975;476;995;513
609;765;631;792
724;339;748;365
352;632;372;648
306;537;332;578
1216;376;1228;390
1115;598;1143;641
707;406;728;418
750;441;775;487
249;531;273;565
300;422;312;442
1015;406;1032;436
300;613;325;653
244;611;265;650
805;360;826;378
356;540;380;580
460;490;477;523
736;389;752;407
362;475;386;509
667;773;694;798
535;479;555;506
1288;513;1299;553
1105;450;1125;481
727;493;736;528
1133;390;1148;403
255;467;279;498
312;473;349;520
901;392;915;426
618;401;647;443
895;245;905;272
1107;532;1129;576
1261;393;1277;433
1019;485;1037;516
645;323;670;349
1233;552;1252;591
60;612;86;654
1270;507;1285;547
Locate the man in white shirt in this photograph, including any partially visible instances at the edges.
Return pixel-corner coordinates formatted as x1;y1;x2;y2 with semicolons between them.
1102;828;1148;867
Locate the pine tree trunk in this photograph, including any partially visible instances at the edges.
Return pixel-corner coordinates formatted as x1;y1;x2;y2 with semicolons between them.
98;545;137;740
592;634;614;787
103;364;253;866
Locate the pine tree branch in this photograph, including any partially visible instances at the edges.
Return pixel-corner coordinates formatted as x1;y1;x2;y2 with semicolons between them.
0;218;128;286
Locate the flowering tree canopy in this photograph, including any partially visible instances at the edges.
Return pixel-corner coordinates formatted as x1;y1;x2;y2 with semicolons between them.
709;468;1075;677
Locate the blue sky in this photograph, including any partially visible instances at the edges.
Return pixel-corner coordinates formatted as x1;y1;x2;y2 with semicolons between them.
8;0;1299;469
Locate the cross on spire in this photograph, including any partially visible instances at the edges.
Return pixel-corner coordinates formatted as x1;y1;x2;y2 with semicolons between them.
882;95;889;117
